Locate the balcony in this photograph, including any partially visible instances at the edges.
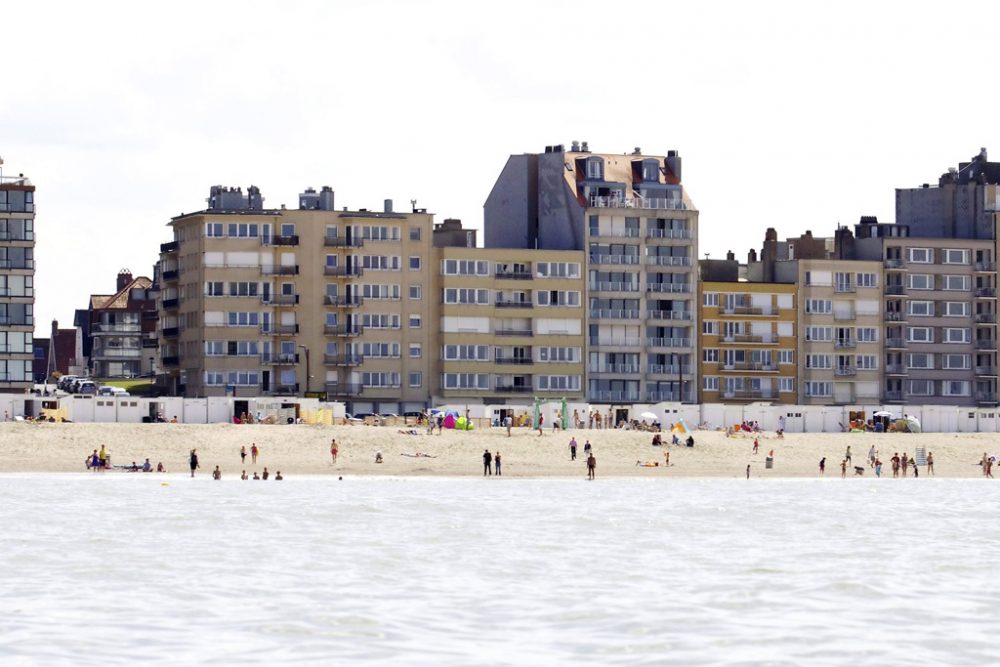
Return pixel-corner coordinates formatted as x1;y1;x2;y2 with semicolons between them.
834;284;856;293
886;338;907;349
975;340;996;350
324;295;363;307
646;390;689;402
976;288;997;298
162;355;179;367
591;337;641;347
885;312;907;322
722;334;777;344
722;362;778;372
262;324;299;335
976;366;998;376
262;265;300;276
591;308;640;320
588;390;641;403
261;353;299;365
162;298;180;310
976;314;997;324
494;270;532;280
646;310;692;321
324;236;364;248
646;228;691;240
162;326;180;338
646;337;692;348
646;283;690;293
92;348;142;360
835;367;857;377
885;364;907;375
885;285;906;295
324;324;362;336
884;259;905;270
647;364;692;376
264;294;300;305
324;265;363;277
975;261;996;272
326;382;364;396
495;299;533;309
496;328;533;337
588;364;640;374
722;389;776;400
266;235;299;246
646;256;691;267
833;312;856;322
589;255;640;266
977;392;999;404
495;357;534;365
324;354;363;366
589;227;640;239
835;339;857;349
589;282;640;293
495;384;534;394
162;269;179;281
93;323;142;333
272;383;299;395
589;195;685;211
721;306;766;316
160;241;179;253
884;390;905;402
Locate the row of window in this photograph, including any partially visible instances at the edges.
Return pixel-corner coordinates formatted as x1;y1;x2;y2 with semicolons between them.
441;345;581;362
804;327;879;342
898;353;976;370
205;223;408;241
899;327;974;344
893;380;973;397
898;274;974;291
897;248;975;264
441;373;582;390
803;272;879;288
805;355;879;369
441;260;581;278
703;376;795;392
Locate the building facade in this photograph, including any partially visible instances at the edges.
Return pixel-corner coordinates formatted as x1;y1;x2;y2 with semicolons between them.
80;270;158;378
0;169;35;392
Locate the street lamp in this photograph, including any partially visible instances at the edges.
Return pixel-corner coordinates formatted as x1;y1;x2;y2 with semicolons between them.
298;345;310;395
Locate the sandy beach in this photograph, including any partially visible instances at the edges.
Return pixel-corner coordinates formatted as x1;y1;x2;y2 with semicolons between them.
0;421;996;479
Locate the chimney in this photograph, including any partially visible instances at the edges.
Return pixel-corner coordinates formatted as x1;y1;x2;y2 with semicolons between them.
571;140;580;152
726;250;735;261
384;199;393;213
748;248;758;263
665;150;682;182
117;269;133;291
581;141;589;152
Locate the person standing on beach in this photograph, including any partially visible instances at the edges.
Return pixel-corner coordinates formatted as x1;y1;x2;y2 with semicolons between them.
505;414;512;437
241;470;248;480
495;452;502;476
212;465;221;480
587;452;596;480
537;413;544;436
746;464;750;480
98;445;108;469
569;436;578;461
483;449;493;476
262;467;270;480
331;439;338;464
752;438;759;455
840;459;847;478
868;445;876;468
240;445;247;465
845;445;852;465
584;439;592;457
891;452;900;477
251;443;259;464
874;458;882;477
927;451;934;475
189;449;199;478
819;457;826;475
901;453;909;477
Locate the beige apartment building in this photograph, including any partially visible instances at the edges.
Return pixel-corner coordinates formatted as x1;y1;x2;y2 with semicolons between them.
698;280;797;403
436;247;586;404
797;259;883;405
159;186;437;413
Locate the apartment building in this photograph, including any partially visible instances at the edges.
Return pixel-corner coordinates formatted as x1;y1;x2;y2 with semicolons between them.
0;168;35;392
159;186;437;413
436;247;586;404
698;275;797;404
485;143;699;404
78;270;157;378
797;259;883;405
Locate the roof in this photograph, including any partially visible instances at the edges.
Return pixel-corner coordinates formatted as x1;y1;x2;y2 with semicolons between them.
89;276;153;311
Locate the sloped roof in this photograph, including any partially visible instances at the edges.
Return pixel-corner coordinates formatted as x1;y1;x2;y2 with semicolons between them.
89;276;153;311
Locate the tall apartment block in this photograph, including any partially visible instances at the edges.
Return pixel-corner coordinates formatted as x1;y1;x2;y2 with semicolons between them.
158;186;438;413
436;247;586;403
485;143;699;404
0;166;35;392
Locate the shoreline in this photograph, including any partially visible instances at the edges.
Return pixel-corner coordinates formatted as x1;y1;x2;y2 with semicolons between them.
0;422;995;479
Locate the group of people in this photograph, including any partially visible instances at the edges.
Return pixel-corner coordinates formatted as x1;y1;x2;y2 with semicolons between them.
85;445;165;473
818;445;936;478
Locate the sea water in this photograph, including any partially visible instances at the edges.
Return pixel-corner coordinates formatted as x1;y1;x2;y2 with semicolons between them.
1;474;999;666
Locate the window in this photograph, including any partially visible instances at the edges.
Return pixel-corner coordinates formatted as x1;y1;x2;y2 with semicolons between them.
907;327;933;343
943;302;970;317
536;262;580;278
361;255;401;271
805;299;832;314
205;341;224;356
805;326;832;341
943;275;970;291
855;355;878;370
907;301;933;316
409;227;421;241
943;249;970;264
360;284;401;300
779;377;794;392
778;350;794;364
229;282;259;297
409;285;421;300
806;354;832;369
443;373;489;389
227;312;260;327
942;380;971;396
443;259;489;276
586;158;604;180
538;375;581;391
206;282;225;297
409;372;422;388
703;349;719;362
444;288;490;304
204;371;225;386
443;345;489;361
805;382;832;397
205;223;224;237
409;256;421;270
409;315;421;329
703;292;719;307
537;290;580;307
908;380;934;396
361;313;401;329
409;343;422;358
908;274;933;290
362;372;401;388
703;376;719;391
856;272;877;288
227;223;259;238
538;347;580;362
857;327;877;343
942;354;971;370
907;353;933;369
943;328;971;343
908;248;932;263
703;321;719;335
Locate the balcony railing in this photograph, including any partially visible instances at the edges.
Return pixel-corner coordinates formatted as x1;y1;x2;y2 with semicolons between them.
324;236;364;248
884;390;904;402
261;265;300;276
262;324;299;335
885;364;906;374
495;300;533;309
646;228;691;240
646;256;691;267
835;339;857;349
976;288;997;298
646;337;692;348
495;357;533;365
885;312;906;322
977;392;999;403
162;269;179;281
261;353;299;365
588;390;641;402
834;284;856;293
722;334;777;344
589;227;640;238
722;389;776;400
885;285;906;295
324;265;363;277
495;385;533;393
325;382;363;396
721;306;765;316
264;294;300;305
93;323;142;333
496;328;533;337
162;355;179;366
494;270;532;280
647;364;692;375
588;364;640;374
266;235;299;246
589;195;685;211
324;295;363;307
591;337;641;347
162;327;180;338
324;324;362;336
646;283;690;293
324;354;363;366
886;338;907;348
160;241;179;253
975;366;998;376
976;340;996;349
92;348;142;359
272;383;299;394
589;255;640;265
589;282;639;292
834;367;857;377
591;308;640;319
722;362;779;372
833;311;856;321
884;259;905;269
976;314;997;324
646;310;692;320
162;298;180;310
646;390;689;402
975;261;996;272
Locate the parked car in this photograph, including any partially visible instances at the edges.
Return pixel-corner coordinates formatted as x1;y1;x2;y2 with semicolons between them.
98;386;130;397
77;380;97;395
57;375;79;391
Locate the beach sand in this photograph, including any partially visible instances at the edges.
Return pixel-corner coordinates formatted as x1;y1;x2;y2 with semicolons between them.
0;421;994;479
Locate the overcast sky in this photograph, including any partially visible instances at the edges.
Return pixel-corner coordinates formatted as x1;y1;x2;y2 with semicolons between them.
4;0;999;335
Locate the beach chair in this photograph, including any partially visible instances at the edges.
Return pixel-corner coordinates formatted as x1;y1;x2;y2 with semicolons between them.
914;447;927;466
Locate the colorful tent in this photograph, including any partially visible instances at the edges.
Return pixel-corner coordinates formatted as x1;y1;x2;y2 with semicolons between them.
671;418;690;434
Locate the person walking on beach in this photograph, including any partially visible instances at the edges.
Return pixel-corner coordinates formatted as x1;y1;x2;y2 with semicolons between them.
584;439;592;457
927;451;934;475
505;414;512;437
98;445;108;470
752;438;759;455
189;449;199;478
841;459;847;478
987;457;995;479
240;445;247;465
845;445;852;465
212;465;221;480
586;452;596;480
868;445;876;468
251;443;259;464
537;413;544;436
819;457;826;475
331;439;338;464
891;452;900;477
901;453;909;477
746;464;750;480
874;458;882;477
495;452;502;476
483;449;493;476
569;436;578;461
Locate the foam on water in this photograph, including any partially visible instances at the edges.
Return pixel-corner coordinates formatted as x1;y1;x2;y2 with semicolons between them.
1;474;1000;665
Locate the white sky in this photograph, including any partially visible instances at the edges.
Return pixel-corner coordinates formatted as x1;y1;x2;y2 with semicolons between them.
4;0;1000;335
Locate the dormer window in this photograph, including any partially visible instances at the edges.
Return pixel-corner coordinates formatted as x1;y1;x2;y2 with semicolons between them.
586;157;604;180
642;160;660;182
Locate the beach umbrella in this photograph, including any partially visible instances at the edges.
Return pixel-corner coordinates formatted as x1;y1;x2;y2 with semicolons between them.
640;411;658;421
905;415;922;433
873;410;894;418
561;398;569;430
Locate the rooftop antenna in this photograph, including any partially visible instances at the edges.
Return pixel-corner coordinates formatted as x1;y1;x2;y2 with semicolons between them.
410;199;417;212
